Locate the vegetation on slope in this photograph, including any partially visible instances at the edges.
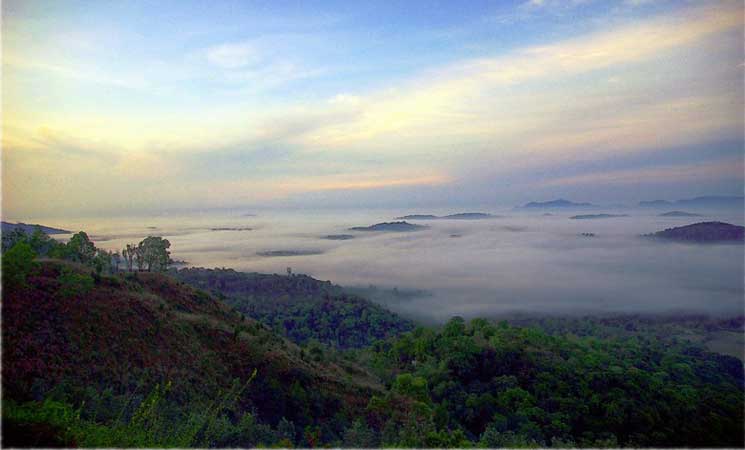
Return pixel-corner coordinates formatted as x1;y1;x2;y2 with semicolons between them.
172;267;414;349
2;258;383;447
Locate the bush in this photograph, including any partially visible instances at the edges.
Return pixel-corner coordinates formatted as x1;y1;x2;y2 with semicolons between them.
57;268;94;299
2;241;37;288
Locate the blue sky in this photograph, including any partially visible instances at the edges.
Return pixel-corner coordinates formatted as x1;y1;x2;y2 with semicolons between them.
2;0;743;216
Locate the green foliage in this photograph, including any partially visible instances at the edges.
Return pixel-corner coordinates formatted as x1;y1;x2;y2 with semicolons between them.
2;240;37;288
364;317;745;447
173;267;414;349
343;419;377;447
138;236;171;272
3;372;258;448
57;268;94;299
67;232;97;264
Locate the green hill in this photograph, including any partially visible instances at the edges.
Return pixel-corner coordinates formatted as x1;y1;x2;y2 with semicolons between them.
171;267;415;348
2;260;382;447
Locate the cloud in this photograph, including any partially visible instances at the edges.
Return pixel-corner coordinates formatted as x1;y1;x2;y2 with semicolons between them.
538;157;745;188
2;1;743;217
205;42;262;69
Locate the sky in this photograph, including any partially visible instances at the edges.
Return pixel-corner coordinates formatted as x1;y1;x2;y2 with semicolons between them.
2;0;743;218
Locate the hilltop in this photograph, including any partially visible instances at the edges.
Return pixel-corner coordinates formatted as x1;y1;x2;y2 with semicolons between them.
660;211;703;217
1;221;70;235
640;196;744;208
394;213;495;220
648;221;745;242
520;199;594;209
570;214;628;220
349;221;427;232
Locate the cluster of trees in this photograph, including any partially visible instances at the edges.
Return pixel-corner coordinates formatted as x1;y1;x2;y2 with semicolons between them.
121;236;172;272
1;227;172;282
355;317;744;447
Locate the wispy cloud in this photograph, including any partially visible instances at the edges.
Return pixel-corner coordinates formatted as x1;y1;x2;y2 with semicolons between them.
205;42;262;69
2;1;742;216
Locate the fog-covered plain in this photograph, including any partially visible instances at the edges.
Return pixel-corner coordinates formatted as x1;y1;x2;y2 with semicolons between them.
29;207;744;322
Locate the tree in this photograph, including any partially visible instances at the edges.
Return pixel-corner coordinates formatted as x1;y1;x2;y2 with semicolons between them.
92;250;113;275
122;244;136;271
137;236;171;272
2;241;37;288
111;251;121;273
2;228;28;252
67;232;96;264
343;419;377;447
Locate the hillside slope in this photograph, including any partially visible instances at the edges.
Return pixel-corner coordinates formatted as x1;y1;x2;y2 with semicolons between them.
649;221;744;242
172;267;415;348
2;260;382;446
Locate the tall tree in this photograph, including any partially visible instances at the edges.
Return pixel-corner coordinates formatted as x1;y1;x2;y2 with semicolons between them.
138;236;171;272
66;232;96;264
122;244;136;271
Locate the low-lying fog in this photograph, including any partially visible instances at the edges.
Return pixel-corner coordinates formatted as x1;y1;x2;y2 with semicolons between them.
31;207;744;322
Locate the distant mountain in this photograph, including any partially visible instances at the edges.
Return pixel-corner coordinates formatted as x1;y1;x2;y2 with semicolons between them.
322;234;355;240
442;212;494;220
639;200;673;207
394;212;495;220
660;211;703;217
570;214;628;220
1;221;70;235
257;249;324;257
648;222;745;242
521;199;594;209
349;221;427;232
395;214;440;220
640;196;744;208
675;196;744;208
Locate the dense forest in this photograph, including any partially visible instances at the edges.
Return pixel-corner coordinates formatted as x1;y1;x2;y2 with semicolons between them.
172;267;414;348
2;228;744;447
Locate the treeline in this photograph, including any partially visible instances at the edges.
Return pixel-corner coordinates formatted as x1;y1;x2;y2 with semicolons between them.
2;227;172;284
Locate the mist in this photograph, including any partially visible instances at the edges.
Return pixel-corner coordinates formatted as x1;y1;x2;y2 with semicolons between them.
34;207;744;323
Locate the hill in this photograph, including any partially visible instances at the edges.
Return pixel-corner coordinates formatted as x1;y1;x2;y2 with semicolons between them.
1;221;70;235
521;199;594;209
171;267;414;349
395;214;440;220
570;214;628;220
2;260;383;447
394;213;495;220
648;221;745;242
676;196;743;208
349;221;427;232
660;211;703;217
322;234;355;240
640;196;744;209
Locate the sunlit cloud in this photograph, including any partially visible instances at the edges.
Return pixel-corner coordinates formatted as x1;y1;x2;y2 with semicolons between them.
2;0;742;217
539;157;745;188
